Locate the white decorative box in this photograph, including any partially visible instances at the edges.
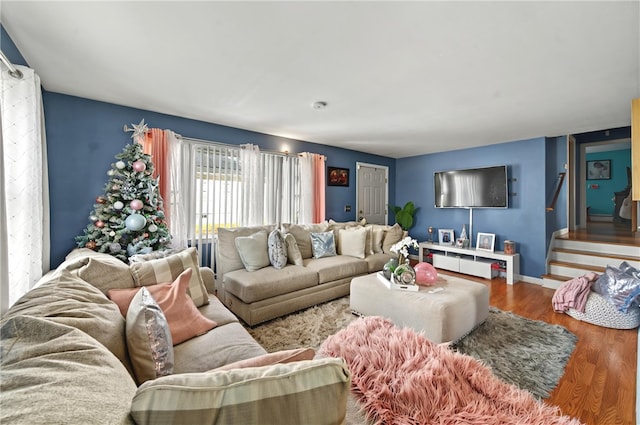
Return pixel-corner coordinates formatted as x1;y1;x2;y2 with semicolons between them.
376;272;419;292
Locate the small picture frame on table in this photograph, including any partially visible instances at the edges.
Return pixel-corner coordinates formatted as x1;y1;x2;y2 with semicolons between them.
438;229;454;245
476;232;495;252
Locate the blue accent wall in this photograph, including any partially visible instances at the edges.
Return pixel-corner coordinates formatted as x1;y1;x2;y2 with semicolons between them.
42;92;395;267
396;138;548;277
586;149;632;215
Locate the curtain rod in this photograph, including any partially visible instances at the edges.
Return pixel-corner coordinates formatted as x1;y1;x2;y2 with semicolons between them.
123;124;325;159
0;50;23;79
178;135;308;158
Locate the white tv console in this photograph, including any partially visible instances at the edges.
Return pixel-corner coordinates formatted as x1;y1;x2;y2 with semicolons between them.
418;241;520;285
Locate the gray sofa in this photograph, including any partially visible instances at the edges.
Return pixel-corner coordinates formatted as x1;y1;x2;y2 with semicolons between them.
216;221;406;326
0;249;350;425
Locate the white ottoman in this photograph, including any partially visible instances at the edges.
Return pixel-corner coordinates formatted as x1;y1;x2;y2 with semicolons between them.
350;273;490;343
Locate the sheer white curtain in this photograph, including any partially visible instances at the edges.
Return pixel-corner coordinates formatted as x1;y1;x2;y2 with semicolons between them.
168;130;192;250
240;144;263;226
0;65;50;314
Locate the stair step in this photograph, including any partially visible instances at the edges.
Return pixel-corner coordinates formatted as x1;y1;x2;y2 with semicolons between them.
548;260;605;273
541;273;573;282
552;247;640;263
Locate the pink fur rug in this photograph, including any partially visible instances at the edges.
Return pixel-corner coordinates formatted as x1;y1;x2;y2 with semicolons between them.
318;316;583;425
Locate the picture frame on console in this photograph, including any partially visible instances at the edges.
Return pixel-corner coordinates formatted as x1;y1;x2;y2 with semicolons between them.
438;229;454;245
476;232;495;252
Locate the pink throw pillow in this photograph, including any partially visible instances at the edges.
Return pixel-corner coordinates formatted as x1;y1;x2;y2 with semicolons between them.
109;268;217;345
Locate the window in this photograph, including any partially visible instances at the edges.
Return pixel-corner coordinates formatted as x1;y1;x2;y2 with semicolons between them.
185;143;303;241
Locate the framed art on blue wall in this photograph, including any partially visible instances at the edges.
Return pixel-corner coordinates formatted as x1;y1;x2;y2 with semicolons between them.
586;160;611;180
328;167;349;186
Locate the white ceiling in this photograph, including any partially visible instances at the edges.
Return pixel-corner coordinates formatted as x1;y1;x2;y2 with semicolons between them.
2;1;639;158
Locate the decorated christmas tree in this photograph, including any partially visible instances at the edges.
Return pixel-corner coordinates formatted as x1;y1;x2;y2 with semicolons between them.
76;126;171;262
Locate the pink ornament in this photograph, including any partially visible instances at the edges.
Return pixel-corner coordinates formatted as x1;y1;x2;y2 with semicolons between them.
132;160;146;172
414;262;438;285
95;220;105;228
130;199;143;211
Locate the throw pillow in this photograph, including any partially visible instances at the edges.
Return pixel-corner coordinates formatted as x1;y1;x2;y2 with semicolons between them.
130;358;350;425
129;247;209;307
234;230;270;272
267;229;287;270
284;233;304;266
60;254;136;293
310;231;337;259
126;287;175;385
364;225;374;255
281;222;329;259
382;223;404;254
128;248;183;264
112;269;217;345
592;262;640;313
210;347;315;372
338;227;367;259
371;226;387;254
108;283;172;317
216;225;277;275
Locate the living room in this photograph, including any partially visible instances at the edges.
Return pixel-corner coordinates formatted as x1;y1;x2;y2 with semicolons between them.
1;2;639;424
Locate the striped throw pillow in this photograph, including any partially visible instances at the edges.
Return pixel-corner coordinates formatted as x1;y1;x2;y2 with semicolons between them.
129;247;209;307
131;358;350;425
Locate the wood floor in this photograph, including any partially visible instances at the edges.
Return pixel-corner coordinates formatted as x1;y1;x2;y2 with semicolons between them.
438;223;638;425
438;270;636;425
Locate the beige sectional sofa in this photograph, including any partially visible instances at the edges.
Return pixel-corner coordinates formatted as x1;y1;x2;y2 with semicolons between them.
0;248;350;425
216;221;406;326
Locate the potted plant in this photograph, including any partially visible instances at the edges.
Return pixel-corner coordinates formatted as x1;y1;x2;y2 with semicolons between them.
391;201;417;231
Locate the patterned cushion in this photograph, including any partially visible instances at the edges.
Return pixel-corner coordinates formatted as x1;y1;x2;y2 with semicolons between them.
311;231;337;259
130;358;351;425
129;247;209;307
1;315;137;425
267;229;287;270
284;233;304;266
234;231;270;272
126;287;174;384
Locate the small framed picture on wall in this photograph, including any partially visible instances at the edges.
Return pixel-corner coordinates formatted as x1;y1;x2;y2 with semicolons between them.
586;160;611;180
327;167;349;186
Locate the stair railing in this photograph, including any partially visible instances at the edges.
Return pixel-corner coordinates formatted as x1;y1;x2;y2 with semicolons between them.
546;172;566;212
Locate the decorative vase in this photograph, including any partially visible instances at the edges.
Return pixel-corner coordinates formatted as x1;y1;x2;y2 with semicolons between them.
383;258;398;280
394;260;416;285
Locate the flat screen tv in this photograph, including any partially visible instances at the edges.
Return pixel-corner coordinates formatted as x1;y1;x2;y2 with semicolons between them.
434;165;508;208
